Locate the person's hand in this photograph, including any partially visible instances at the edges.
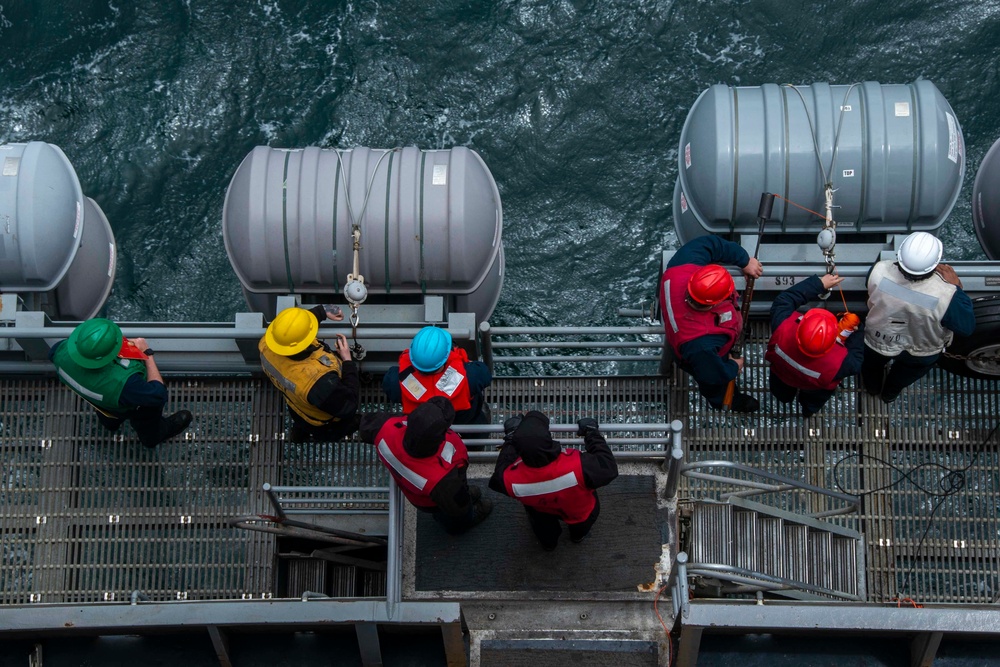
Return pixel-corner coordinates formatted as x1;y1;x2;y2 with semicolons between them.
334;334;352;361
936;264;962;288
324;304;344;321
820;274;844;290
132;337;150;353
729;354;745;372
743;258;763;279
577;417;599;436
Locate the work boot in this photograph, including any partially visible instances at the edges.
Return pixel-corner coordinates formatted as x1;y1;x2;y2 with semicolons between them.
468;498;493;530
160;410;193;444
468;485;483;504
730;392;760;413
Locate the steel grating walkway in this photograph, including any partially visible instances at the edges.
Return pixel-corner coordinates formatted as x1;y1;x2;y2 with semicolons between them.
670;322;1000;605
2;325;999;607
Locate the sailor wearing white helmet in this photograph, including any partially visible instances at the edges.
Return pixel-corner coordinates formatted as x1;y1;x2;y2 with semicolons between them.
862;232;976;402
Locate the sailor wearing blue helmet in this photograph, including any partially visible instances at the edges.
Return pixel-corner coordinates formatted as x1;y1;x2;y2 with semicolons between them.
382;326;493;425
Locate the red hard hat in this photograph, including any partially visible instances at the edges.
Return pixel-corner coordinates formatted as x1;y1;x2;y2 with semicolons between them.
687;265;734;305
796;309;838;357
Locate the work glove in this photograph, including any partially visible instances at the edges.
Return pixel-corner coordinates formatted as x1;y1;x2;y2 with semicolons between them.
577;418;599;437
503;415;523;440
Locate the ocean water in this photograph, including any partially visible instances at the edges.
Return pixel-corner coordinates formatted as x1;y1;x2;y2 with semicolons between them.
2;0;1000;325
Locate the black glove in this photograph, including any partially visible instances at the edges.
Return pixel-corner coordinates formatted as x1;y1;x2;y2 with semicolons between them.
503;415;523;440
577;418;599;436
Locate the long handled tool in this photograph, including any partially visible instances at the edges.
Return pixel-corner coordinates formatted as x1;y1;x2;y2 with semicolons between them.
723;192;775;410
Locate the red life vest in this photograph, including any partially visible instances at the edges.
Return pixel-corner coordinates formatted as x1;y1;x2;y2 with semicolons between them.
659;264;742;357
398;348;472;413
765;315;848;391
375;417;469;508
503;449;596;524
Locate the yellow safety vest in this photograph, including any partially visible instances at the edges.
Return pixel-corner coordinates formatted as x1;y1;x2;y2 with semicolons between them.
258;338;343;426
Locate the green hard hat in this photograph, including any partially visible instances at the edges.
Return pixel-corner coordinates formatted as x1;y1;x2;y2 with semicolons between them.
66;318;122;369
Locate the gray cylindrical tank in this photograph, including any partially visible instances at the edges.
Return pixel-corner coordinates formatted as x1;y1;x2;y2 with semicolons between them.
972;136;1000;259
223;146;504;319
674;81;965;238
0;142;84;290
0;142;116;319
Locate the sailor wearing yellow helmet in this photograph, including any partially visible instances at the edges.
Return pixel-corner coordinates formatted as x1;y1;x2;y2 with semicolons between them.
259;305;360;442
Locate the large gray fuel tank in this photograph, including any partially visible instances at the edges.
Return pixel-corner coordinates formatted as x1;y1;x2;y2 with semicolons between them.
674;81;964;242
972;136;1000;259
223;146;503;321
0;142;116;320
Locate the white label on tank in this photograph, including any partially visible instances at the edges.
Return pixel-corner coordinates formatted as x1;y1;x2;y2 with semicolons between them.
108;242;116;277
843;169;855;177
74;202;82;238
680;191;688;213
946;112;959;163
684;143;692;168
840;105;852;112
2;157;18;176
432;164;448;185
895;102;910;117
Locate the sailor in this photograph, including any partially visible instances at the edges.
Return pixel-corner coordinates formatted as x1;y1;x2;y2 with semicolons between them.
862;232;976;402
659;236;764;412
488;411;618;551
259;305;360;442
360;397;493;535
382;326;493;425
764;274;864;417
49;318;192;448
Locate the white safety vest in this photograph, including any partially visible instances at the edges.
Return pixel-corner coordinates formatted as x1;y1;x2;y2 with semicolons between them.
864;261;956;357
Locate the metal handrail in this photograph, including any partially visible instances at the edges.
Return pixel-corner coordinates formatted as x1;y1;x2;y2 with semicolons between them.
479;321;664;368
681;460;860;513
685;563;863;601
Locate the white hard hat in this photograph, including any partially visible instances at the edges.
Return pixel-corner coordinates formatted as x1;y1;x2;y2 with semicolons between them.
897;232;943;276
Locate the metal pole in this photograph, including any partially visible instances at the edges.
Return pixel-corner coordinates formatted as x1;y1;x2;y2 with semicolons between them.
262;483;286;521
663;420;685;499
480;321;493;374
385;479;403;621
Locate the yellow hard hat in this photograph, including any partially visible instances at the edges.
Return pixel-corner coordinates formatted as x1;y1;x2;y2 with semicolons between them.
265;307;319;356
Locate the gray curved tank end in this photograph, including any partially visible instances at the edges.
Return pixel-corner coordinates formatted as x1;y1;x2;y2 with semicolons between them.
55;198;116;320
674;81;965;236
972;136;1000;259
222;146;503;300
0;142;85;291
672;180;710;246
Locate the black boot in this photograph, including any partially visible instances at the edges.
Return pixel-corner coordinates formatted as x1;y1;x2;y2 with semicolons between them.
157;410;193;446
731;392;760;413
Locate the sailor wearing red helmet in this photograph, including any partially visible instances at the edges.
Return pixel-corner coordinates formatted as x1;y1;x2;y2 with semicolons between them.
659;236;763;412
764;274;864;417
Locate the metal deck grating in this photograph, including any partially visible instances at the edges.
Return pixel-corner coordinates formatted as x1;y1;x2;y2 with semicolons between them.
672;322;1000;605
0;377;394;605
2;345;999;607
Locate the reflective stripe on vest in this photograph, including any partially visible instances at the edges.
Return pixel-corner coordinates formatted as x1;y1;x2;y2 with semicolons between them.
773;344;822;380
511;471;579;498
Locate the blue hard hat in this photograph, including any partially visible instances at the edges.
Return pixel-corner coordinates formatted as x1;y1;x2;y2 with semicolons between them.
409;326;452;372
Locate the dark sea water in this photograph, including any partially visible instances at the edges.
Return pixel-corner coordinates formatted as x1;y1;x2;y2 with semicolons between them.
2;0;1000;325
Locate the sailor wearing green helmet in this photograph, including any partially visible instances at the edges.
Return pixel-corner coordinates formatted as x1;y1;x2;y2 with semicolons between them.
49;318;192;448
